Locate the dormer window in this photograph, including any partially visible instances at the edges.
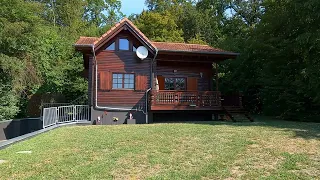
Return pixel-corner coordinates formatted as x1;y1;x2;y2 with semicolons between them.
119;38;129;50
106;42;115;50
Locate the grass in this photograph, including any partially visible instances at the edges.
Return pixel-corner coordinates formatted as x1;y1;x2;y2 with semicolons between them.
0;117;319;179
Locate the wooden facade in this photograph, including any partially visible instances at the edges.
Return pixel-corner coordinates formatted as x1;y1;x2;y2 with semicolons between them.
75;18;252;123
96;51;150;108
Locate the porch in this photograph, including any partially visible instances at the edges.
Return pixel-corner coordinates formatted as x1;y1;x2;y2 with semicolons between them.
149;90;243;111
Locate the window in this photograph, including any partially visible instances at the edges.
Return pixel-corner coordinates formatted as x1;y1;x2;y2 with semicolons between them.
165;78;186;90
119;38;129;50
106;42;115;50
112;73;134;89
133;46;137;52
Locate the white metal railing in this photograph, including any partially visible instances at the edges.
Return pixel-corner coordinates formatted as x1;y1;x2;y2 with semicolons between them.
42;105;90;128
43;107;58;128
74;105;90;121
57;105;75;123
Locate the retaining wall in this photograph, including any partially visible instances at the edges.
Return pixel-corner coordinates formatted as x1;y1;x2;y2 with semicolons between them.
0;118;42;141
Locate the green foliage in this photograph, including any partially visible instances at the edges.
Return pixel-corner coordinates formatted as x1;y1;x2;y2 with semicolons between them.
84;0;123;27
187;34;208;45
134;11;184;42
0;54;23;120
254;0;320;119
0;85;19;120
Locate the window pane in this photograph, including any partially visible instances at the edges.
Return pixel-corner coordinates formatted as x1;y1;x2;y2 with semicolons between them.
176;78;186;90
165;78;175;90
106;42;115;50
124;84;129;89
112;73;135;89
119;39;129;50
124;83;134;89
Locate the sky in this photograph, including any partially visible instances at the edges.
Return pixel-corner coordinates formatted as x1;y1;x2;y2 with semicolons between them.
120;0;147;16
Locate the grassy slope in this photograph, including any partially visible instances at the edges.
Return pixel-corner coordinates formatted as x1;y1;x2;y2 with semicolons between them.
0;117;319;179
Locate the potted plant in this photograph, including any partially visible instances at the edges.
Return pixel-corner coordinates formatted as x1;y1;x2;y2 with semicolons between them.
112;117;119;125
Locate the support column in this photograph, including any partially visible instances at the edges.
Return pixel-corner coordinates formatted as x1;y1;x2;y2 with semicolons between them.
215;63;219;92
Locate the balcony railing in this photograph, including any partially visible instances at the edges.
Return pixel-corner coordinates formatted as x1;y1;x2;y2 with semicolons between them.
150;90;221;107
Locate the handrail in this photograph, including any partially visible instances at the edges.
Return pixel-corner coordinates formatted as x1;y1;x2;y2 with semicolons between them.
154;90;221;93
150;90;221;107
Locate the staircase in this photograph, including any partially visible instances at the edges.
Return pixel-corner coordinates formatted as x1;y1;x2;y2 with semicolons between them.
222;106;254;122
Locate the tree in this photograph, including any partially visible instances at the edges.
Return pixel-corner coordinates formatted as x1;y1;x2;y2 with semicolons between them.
134;11;184;42
84;0;123;29
253;0;320;119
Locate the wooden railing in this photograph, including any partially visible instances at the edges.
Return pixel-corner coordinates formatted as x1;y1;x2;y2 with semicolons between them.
150;90;221;107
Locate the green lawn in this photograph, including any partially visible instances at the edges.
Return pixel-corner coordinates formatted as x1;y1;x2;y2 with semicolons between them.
0;117;319;179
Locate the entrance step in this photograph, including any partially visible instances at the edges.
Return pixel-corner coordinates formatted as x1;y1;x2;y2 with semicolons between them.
222;107;254;122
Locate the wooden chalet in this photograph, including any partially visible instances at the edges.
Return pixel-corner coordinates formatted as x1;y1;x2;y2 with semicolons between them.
75;18;252;124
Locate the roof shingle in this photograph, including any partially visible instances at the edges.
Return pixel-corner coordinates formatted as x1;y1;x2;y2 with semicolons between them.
75;37;98;46
152;42;228;53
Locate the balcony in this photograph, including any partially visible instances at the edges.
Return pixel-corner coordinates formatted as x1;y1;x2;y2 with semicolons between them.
149;90;222;111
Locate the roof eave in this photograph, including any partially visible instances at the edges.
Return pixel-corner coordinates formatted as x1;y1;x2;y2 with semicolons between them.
74;44;94;47
158;49;240;57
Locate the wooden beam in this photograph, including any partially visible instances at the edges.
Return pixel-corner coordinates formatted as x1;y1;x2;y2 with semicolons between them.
215;63;219;91
156;58;215;63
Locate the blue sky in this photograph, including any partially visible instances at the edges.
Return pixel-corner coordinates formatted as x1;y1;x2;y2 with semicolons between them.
121;0;147;16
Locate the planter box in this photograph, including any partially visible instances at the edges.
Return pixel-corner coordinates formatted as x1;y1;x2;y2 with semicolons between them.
127;119;136;124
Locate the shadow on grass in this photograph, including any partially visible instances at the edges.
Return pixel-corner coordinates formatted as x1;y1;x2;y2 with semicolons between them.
154;116;320;140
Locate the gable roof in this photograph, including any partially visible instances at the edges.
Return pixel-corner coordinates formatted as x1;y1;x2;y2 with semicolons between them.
75;18;156;52
74;18;238;56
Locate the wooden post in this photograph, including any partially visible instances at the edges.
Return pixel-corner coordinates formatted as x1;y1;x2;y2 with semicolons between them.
215;63;219;92
239;93;243;107
151;91;155;105
214;113;219;121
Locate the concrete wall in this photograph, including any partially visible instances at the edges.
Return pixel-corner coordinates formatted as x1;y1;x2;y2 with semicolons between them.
152;112;213;122
91;107;146;125
0;118;42;141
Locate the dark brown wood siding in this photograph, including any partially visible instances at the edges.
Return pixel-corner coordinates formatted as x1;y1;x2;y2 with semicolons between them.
156;61;212;91
95;51;151;107
88;55;93;106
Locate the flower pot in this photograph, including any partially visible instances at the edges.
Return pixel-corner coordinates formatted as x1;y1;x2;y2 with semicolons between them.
127;119;136;124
